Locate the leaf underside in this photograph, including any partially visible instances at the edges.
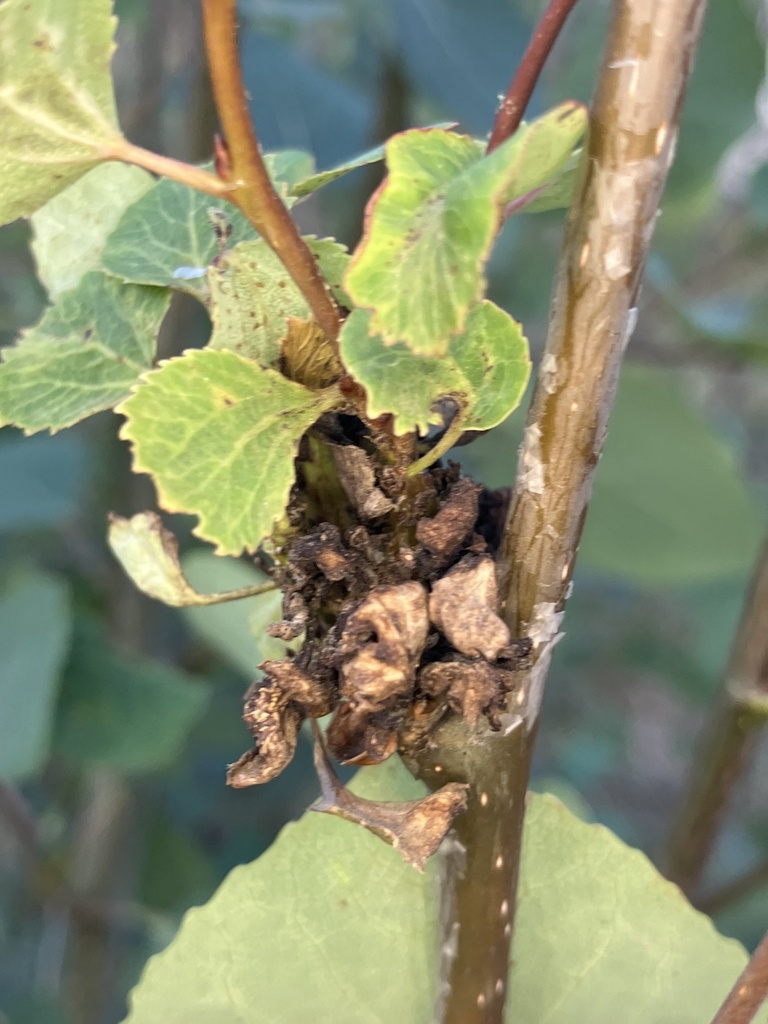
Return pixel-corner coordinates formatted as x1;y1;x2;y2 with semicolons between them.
100;152;315;297
0;272;170;434
0;0;121;224
123;758;763;1024
32;162;154;298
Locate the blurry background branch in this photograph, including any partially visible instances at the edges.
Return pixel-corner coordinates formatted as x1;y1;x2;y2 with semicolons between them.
663;535;768;897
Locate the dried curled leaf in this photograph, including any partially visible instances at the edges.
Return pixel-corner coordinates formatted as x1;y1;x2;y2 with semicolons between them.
330;444;395;521
338;582;429;713
312;725;468;871
108;511;274;607
416;477;481;563
289;524;357;583
281;317;343;390
419;659;518;729
326;703;399;766
228;661;334;787
428;555;510;660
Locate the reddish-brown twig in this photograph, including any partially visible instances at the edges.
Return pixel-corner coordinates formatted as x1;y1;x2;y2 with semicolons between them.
200;0;341;343
487;0;581;152
710;931;768;1024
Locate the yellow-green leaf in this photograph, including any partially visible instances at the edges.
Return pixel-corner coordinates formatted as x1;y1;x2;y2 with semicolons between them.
340;301;530;435
32;163;154;298
117;349;344;556
108;511;277;607
344;103;586;356
0;0;122;224
208;238;350;367
0;272;170;434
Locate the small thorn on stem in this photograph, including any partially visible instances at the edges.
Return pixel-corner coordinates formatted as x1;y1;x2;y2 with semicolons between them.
213;132;232;180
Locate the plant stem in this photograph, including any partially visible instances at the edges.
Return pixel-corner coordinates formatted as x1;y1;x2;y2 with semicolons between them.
107;138;232;198
412;720;534;1024
200;0;342;343
420;2;707;1022
487;0;581;152
662;536;768;895
496;0;707;634
709;929;768;1024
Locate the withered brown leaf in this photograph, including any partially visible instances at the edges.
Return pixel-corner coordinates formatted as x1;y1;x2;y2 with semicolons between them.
415;477;481;563
419;659;517;729
428;555;511;661
326;702;399;765
280;316;343;389
338;582;429;713
228;661;334;787
311;724;468;871
331;444;395;521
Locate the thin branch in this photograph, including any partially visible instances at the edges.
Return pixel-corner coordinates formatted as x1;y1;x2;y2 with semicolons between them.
487;0;581;152
662;536;768;895
200;0;342;343
709;930;768;1024
415;3;707;1023
106;138;232;198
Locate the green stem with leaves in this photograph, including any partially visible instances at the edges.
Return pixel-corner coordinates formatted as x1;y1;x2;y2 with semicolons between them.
200;0;342;344
663;535;768;896
419;2;708;1021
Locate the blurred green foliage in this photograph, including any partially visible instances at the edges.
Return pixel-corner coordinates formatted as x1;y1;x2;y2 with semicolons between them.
1;1;767;1021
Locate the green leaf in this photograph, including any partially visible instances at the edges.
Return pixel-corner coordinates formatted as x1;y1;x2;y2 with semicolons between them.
344;103;586;356
580;366;764;584
180;550;291;678
53;617;209;773
32;163;154;298
339;301;530;434
100;153;313;297
0;0;122;224
0;573;71;780
290;141;386;198
266;150;316;200
123;758;763;1024
288;126;458;201
117;349;344;556
514;150;582;215
0;272;171;434
108;511;277;607
208;238;350;367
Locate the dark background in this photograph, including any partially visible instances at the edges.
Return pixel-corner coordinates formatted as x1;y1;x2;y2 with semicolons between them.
1;1;767;1022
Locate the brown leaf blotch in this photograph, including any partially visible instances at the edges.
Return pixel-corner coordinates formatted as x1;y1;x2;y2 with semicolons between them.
428;555;511;661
